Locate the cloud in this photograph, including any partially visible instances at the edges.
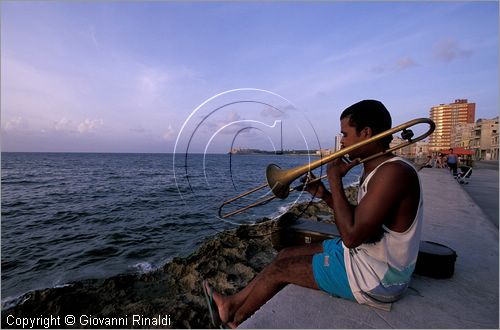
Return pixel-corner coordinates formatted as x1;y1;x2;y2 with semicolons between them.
50;118;104;134
53;118;73;131
260;105;289;118
130;127;149;133
200;112;254;136
433;38;473;63
77;119;104;134
371;56;418;74
138;68;169;98
225;111;241;122
87;25;99;49
396;56;418;70
162;124;175;141
1;116;25;132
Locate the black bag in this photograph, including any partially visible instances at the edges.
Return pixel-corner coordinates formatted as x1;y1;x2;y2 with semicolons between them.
271;218;340;249
414;241;457;279
273;218;457;279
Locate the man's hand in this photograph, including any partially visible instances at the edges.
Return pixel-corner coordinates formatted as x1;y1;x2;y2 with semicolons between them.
300;172;327;199
327;157;360;182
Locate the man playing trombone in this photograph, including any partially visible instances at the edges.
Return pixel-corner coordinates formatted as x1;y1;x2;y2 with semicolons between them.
204;100;423;328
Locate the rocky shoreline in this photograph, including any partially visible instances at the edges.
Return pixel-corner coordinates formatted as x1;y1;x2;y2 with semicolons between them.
1;187;357;329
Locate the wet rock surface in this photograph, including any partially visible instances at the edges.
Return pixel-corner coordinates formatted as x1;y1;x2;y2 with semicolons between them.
2;187;358;329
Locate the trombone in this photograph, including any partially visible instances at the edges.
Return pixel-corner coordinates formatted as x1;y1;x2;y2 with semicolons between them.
219;118;435;218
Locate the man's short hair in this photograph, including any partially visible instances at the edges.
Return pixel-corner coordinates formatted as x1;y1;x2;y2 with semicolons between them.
340;100;393;148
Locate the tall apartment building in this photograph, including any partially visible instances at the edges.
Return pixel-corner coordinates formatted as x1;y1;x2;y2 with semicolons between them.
429;99;475;152
333;133;343;152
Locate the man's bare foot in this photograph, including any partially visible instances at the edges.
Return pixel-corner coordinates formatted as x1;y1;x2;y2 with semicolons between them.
204;281;234;325
227;321;238;329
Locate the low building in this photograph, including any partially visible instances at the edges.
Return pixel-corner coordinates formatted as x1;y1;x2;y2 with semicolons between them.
452;123;475;149
491;130;499;161
470;117;499;160
390;136;412;157
315;149;332;157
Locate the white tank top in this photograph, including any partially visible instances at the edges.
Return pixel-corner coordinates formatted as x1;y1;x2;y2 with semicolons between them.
344;157;423;310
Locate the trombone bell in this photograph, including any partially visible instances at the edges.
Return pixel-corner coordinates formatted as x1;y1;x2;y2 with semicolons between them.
266;164;290;199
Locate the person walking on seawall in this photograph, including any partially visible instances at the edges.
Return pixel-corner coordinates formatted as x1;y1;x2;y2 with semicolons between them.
203;100;423;328
446;148;458;177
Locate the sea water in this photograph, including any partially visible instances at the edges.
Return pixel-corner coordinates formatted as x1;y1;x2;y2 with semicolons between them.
1;152;360;301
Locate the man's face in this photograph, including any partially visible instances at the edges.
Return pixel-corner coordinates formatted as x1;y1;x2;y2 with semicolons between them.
340;118;365;154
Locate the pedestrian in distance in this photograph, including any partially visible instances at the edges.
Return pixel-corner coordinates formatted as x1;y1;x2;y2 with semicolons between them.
446;148;459;177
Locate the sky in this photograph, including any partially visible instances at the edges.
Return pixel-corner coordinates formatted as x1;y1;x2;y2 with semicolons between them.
1;1;498;153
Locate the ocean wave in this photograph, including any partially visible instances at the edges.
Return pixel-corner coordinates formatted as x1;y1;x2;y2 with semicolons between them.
1;293;31;311
130;261;156;274
1;283;72;311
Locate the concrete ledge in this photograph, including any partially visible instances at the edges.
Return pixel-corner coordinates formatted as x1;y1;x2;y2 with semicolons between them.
240;168;499;329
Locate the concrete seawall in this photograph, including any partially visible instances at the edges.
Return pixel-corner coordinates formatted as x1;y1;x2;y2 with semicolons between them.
240;168;499;329
461;161;499;227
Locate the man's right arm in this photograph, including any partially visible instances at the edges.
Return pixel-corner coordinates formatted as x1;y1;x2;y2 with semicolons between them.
331;163;416;248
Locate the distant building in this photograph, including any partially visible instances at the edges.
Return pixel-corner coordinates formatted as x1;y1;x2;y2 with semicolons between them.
470;117;499;160
390;137;412;157
316;148;332;156
451;122;475;149
429;99;475;152
412;140;430;158
492;130;499;161
387;136;430;162
229;147;241;154
334;133;343;152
